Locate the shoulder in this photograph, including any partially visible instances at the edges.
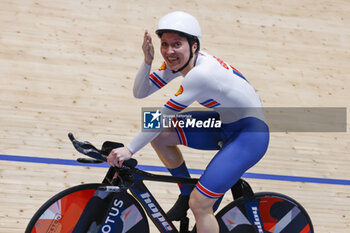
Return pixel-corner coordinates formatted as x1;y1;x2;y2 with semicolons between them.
183;66;209;86
184;53;216;81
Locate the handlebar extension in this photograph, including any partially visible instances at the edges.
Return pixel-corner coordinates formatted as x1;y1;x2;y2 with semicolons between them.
68;132;138;169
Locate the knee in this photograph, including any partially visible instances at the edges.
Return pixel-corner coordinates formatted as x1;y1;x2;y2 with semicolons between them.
151;128;178;148
189;191;214;216
188;195;201;215
150;130;168;148
152;129;170;145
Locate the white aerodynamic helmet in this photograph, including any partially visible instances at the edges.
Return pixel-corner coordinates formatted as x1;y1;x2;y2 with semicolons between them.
156;11;201;47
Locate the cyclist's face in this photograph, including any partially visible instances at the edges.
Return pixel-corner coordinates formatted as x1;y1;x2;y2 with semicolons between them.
160;32;193;72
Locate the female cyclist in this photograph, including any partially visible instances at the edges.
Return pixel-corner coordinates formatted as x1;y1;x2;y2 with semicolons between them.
107;11;269;233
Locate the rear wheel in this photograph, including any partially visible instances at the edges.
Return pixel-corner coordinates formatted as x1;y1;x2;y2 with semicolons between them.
25;183;149;233
216;192;313;233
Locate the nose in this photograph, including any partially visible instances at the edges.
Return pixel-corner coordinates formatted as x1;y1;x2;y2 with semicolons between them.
165;45;175;55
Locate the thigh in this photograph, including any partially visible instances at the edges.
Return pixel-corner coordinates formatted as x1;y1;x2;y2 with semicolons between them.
197;125;269;197
174;111;222;150
152;127;181;146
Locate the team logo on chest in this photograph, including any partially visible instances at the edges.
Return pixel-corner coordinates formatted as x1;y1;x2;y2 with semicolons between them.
175;85;183;96
158;62;167;71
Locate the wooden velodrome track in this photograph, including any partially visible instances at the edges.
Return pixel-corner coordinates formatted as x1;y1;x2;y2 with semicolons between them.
0;0;349;232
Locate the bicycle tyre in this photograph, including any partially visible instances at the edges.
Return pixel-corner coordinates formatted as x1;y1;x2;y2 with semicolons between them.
25;183;149;233
215;192;313;233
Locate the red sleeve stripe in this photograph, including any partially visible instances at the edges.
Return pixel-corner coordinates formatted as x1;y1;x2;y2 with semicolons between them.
230;65;248;81
230;65;243;75
204;101;219;108
200;99;221;108
164;99;186;112
149;73;166;88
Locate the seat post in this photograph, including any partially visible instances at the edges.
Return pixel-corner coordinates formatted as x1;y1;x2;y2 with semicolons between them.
179;216;189;233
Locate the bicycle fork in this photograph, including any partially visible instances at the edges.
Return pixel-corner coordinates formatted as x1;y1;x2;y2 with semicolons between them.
231;179;263;233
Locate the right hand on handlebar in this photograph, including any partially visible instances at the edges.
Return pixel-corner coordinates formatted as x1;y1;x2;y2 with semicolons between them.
142;30;154;65
107;146;133;168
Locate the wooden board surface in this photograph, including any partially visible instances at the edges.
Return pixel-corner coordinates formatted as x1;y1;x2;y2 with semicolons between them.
0;0;349;232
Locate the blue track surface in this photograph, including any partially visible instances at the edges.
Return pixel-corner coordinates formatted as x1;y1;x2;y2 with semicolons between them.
1;154;349;186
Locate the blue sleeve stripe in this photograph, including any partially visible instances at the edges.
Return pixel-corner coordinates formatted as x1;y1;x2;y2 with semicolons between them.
200;99;214;105
169;99;187;108
233;70;248;81
149;78;161;88
152;72;167;85
164;104;182;112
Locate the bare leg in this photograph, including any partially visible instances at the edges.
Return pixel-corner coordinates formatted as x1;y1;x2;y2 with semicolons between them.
150;127;183;168
151;127;193;220
189;189;219;233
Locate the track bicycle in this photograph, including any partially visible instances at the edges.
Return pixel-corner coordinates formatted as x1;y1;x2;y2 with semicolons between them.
25;133;314;233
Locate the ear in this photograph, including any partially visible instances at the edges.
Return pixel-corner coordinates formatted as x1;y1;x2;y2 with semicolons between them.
192;42;198;53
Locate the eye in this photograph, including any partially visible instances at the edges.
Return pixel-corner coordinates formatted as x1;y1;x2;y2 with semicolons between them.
174;41;182;48
161;42;168;47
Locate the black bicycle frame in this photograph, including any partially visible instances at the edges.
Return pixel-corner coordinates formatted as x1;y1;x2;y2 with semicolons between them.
68;133;259;233
129;169;198;233
101;164;257;233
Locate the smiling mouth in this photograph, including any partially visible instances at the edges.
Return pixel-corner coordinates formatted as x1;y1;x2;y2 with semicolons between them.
168;57;177;62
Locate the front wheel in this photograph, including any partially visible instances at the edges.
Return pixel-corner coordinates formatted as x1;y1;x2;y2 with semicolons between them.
216;192;313;233
25;183;149;233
